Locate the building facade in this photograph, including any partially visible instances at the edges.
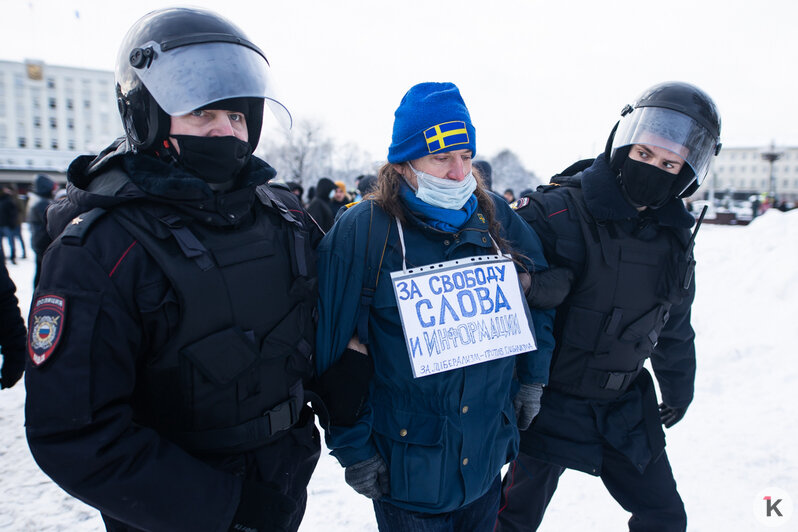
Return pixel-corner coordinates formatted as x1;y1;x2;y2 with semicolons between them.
696;145;798;203
0;59;120;185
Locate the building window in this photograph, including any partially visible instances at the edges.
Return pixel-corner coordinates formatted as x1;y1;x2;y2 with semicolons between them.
66;98;74;110
48;97;57;109
68;140;76;150
34;138;42;148
84;99;91;109
47;78;56;89
34;116;42;128
51;139;58;149
17;137;26;148
49;117;57;128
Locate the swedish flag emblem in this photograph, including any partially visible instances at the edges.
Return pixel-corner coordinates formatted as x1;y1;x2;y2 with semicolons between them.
424;121;469;153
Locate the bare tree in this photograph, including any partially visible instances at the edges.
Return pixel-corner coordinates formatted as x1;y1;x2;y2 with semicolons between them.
262;119;334;188
490;149;541;196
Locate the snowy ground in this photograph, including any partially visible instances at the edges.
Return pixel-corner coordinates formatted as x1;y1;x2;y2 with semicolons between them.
1;210;796;531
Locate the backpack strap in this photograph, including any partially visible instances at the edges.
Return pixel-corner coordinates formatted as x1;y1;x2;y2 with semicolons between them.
255;183;311;278
356;201;392;345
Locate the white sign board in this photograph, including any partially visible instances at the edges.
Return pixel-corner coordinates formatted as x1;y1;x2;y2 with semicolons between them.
390;255;537;378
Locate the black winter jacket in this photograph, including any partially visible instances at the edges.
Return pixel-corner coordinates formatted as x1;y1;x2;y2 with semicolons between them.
514;154;697;474
25;139;321;531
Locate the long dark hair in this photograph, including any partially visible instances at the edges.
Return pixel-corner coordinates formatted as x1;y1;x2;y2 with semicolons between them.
368;162;530;270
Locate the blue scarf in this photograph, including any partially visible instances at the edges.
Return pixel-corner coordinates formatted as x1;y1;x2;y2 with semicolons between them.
399;182;478;233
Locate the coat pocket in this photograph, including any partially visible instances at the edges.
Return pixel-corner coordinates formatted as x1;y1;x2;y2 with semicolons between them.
372;406;447;506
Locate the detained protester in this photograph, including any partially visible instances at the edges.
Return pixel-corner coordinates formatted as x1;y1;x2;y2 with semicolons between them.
24;8;321;532
498;82;722;531
315;82;555;531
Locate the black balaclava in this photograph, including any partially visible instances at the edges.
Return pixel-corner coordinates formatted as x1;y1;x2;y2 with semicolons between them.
618;157;679;209
158;98;255;185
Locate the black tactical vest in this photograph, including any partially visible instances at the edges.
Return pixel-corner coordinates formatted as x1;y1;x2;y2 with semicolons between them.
548;187;688;400
110;185;317;454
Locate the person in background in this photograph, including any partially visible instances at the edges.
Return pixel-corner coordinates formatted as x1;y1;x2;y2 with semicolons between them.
27;174;56;287
0;187;19;264
24;8;321;531
472;160;494;191
307;177;338;232
315;81;555;532
286;181;305;205
503;188;516;204
331;180;350;214
0;259;26;389
497;81;722;532
9;185;27;261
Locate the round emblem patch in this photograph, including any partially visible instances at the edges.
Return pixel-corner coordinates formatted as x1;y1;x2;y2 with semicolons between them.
28;295;66;367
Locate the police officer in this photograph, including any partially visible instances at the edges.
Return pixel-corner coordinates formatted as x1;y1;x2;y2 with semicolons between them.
497;82;722;531
25;8;320;532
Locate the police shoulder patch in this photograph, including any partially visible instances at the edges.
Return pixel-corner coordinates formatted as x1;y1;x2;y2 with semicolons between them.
28;294;66;367
510;197;530;210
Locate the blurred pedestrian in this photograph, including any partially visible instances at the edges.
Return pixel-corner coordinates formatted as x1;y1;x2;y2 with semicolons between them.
27;174;55;287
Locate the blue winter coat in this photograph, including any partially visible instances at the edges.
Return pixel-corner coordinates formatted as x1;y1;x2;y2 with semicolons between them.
515;154;697;475
316;192;555;513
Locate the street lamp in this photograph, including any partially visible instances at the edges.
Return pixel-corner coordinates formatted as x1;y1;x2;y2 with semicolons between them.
760;141;783;203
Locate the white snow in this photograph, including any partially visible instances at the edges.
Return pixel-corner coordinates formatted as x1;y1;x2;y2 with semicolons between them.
1;210;796;531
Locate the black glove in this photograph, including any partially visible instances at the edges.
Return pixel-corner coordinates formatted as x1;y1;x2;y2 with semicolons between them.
0;347;25;389
526;267;574;309
344;454;390;500
317;347;374;427
658;402;688;428
229;480;296;532
513;383;544;430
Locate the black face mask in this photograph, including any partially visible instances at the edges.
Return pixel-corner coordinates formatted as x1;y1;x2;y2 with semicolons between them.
170;135;252;184
619;157;678;209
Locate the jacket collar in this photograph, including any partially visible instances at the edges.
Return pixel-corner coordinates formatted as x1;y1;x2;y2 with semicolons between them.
578;154;695;228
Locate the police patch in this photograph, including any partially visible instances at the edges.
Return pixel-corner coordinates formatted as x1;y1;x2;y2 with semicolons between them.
510;197;530;210
28;295;66;367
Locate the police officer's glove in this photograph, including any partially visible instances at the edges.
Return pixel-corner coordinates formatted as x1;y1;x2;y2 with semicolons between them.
344;454;390;500
0;347;25;389
513;383;544;430
229;480;296;532
658;403;688;428
317;347;373;427
525;267;575;309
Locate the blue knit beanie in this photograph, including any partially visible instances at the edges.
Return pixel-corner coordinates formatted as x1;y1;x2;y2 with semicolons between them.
387;82;476;163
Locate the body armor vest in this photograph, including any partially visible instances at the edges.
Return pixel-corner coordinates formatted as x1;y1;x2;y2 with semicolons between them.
548;187;686;400
112;185;317;453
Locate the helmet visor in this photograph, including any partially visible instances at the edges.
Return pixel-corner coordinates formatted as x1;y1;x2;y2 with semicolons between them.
612;106;716;185
133;41;292;129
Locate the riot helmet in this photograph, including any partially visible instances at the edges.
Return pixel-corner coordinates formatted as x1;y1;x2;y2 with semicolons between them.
115;7;291;152
609;81;721;199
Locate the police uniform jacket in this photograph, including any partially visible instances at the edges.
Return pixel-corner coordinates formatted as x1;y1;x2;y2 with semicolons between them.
316;191;555;513
24;139;321;532
514;154;697;475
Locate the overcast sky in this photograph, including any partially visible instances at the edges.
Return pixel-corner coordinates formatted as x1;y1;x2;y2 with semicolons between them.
2;0;797;178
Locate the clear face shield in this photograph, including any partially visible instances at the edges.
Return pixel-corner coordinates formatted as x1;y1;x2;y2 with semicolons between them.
611;106;717;191
129;40;292;128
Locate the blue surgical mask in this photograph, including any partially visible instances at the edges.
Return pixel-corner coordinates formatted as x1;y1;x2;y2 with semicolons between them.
409;163;477;210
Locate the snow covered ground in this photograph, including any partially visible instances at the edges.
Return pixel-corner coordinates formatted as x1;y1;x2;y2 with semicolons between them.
1;209;796;531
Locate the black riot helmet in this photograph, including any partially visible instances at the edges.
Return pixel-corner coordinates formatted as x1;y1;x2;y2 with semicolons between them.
609;81;722;198
115;7;291;152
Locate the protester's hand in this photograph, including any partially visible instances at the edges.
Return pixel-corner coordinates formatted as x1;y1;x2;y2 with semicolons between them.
658;402;688;428
345;454;390;500
513;383;544;430
229;480;296;532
